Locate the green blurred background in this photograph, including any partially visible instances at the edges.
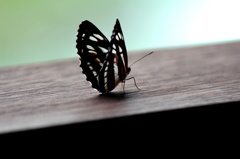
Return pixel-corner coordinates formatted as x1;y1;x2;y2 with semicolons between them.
1;0;240;67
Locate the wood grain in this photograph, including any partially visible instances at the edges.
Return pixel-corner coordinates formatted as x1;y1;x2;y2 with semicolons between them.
1;41;240;134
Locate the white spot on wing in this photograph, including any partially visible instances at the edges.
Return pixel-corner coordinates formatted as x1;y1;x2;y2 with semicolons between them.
112;49;116;54
88;50;97;54
120;54;125;65
89;66;93;70
112;44;116;49
115;35;119;41
93;34;104;40
94;58;100;62
93;71;97;76
89;36;98;42
87;45;94;50
118;46;122;52
104;71;107;77
104;77;107;84
118;33;123;40
113;63;120;85
99;46;108;53
120;54;124;60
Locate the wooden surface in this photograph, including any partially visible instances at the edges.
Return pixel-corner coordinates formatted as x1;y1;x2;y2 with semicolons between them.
1;41;240;134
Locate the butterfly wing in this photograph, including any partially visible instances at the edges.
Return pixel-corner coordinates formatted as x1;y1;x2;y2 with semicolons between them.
98;19;130;93
76;20;110;91
110;19;130;81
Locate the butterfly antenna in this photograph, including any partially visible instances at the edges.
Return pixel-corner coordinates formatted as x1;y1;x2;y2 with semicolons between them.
130;51;154;67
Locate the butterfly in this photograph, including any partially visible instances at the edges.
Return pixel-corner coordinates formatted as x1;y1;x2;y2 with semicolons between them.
76;19;132;94
76;19;153;94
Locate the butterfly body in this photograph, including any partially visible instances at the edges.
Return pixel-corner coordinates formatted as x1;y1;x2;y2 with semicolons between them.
76;19;130;94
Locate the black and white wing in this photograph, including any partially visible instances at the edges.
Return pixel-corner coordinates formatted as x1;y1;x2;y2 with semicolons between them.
98;19;131;93
76;20;110;91
110;19;130;81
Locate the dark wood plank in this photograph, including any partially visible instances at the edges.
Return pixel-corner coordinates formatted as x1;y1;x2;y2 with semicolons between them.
1;41;240;134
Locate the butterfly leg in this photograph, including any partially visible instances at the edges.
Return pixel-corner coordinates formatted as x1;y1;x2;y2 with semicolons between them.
125;77;141;91
122;81;126;94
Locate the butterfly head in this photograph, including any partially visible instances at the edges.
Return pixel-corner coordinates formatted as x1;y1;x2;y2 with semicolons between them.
127;67;131;74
